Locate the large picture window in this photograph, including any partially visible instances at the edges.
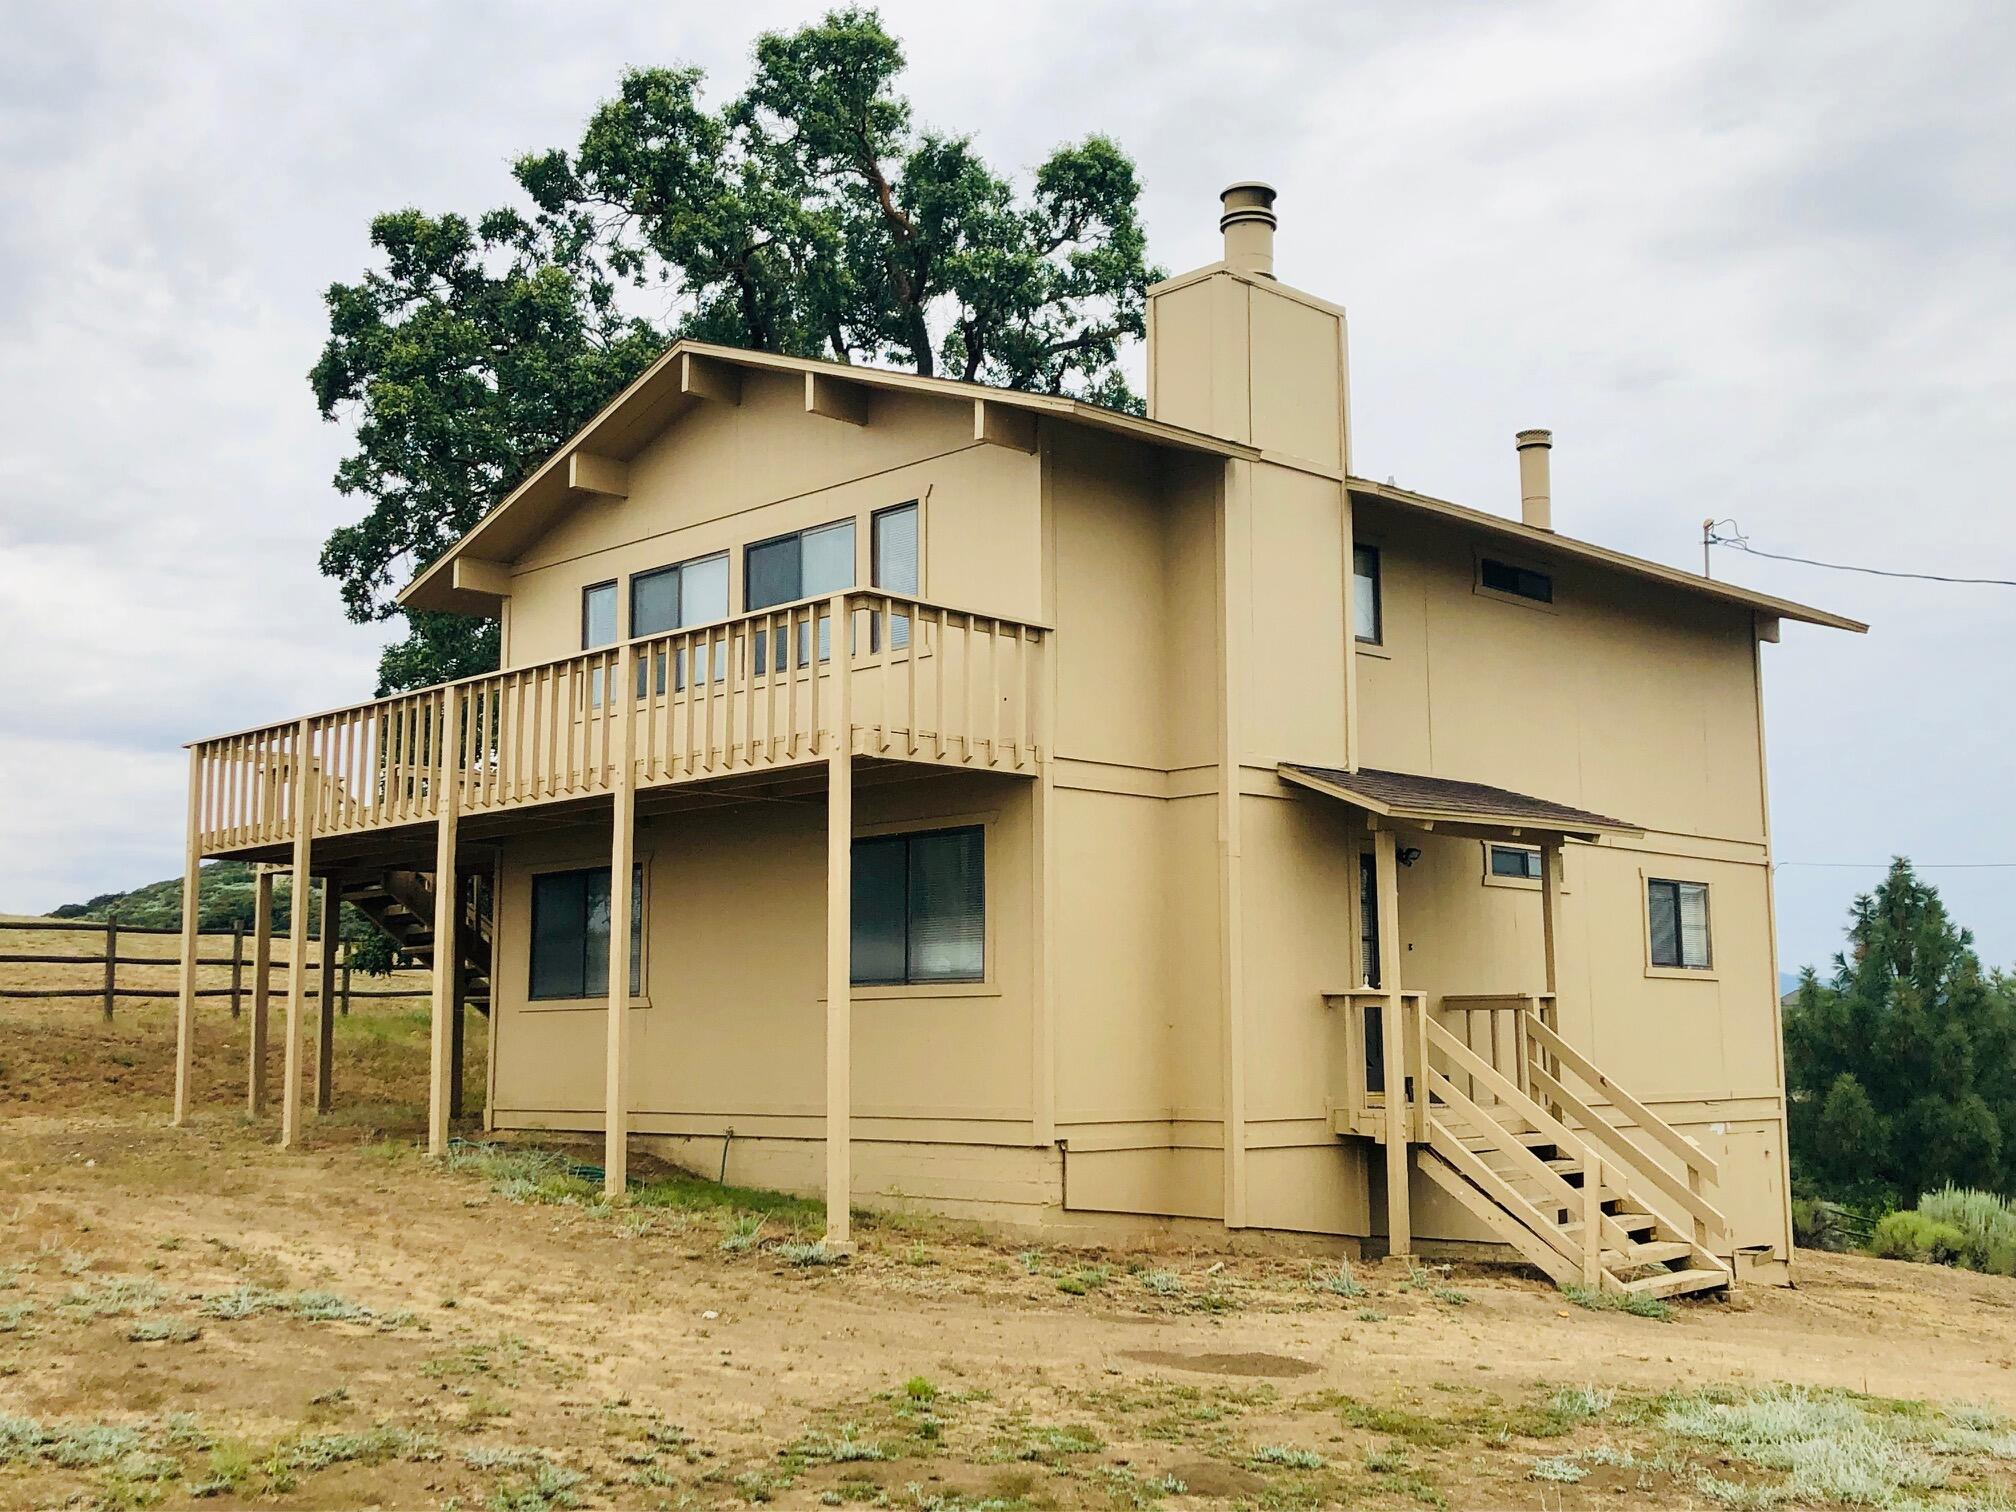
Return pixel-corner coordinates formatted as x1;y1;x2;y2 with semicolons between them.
1647;878;1711;970
530;864;644;1000
747;518;855;669
851;826;985;985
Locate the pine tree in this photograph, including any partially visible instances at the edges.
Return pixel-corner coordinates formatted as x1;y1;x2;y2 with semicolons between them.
1784;859;2016;1206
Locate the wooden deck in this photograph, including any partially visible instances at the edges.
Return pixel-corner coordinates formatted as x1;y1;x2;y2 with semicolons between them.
190;590;1046;865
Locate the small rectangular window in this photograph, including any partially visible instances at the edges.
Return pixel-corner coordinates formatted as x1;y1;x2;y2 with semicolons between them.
1647;878;1711;969
581;581;618;649
874;502;919;650
529;863;643;999
1489;844;1542;880
850;826;984;985
1480;557;1553;604
1353;545;1382;644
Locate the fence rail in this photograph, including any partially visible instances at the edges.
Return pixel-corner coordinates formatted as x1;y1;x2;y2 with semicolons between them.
0;917;428;1019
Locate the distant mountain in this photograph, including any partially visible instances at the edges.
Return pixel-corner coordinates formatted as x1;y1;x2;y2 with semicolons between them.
1779;970;1803;998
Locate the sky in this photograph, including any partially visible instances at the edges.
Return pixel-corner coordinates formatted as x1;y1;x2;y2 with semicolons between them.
0;1;2011;974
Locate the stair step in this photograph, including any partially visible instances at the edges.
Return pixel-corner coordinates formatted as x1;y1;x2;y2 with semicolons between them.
1564;1211;1656;1239
1621;1266;1728;1299
1624;1240;1694;1267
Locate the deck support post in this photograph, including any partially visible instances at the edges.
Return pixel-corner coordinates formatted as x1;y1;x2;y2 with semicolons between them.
450;886;468;1122
603;643;638;1200
280;718;314;1149
172;747;202;1125
315;878;338;1114
823;594;855;1253
248;869;274;1115
428;691;463;1158
1374;827;1410;1259
1539;837;1564;1122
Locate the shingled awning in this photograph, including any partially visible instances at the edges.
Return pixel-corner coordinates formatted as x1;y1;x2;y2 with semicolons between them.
1278;764;1641;839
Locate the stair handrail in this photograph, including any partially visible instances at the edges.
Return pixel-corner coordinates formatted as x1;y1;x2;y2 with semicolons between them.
1526;1060;1730;1256
1421;1017;1594;1171
1521;1012;1722;1189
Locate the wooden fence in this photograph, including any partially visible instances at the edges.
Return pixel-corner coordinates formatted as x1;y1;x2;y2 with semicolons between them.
0;916;422;1019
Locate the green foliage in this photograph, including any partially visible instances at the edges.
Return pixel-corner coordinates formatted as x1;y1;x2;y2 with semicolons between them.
1869;1209;1969;1266
1871;1186;2016;1274
46;860;402;975
1783;859;2016;1208
1559;1283;1672;1321
313;8;1160;693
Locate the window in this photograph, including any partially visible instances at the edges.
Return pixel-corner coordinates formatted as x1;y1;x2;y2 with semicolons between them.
1647;878;1711;970
1353;545;1382;644
748;518;855;668
1489;844;1542;880
529;864;643;999
873;502;919;649
631;552;729;692
581;581;618;648
1480;557;1553;604
851;826;984;985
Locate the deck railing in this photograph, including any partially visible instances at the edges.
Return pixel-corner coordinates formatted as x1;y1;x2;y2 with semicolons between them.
192;591;1046;854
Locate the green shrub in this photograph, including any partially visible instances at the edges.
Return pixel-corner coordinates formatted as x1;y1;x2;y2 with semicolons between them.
1915;1186;2016;1274
1868;1210;1967;1265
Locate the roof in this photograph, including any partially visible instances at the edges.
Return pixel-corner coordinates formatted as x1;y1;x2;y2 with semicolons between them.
1348;478;1866;634
399;340;1259;615
1279;763;1642;839
394;336;1863;636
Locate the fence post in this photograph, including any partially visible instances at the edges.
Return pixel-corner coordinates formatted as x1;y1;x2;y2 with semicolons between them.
230;922;245;1019
102;915;118;1021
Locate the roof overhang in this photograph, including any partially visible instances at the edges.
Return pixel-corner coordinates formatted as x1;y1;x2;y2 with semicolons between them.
1279;763;1643;842
399;341;1259;617
1348;478;1867;635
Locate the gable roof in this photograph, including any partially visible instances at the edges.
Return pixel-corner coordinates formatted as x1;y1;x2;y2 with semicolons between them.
1279;763;1641;840
398;340;1257;615
394;337;1864;636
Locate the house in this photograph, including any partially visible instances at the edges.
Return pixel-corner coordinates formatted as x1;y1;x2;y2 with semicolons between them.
172;183;1863;1298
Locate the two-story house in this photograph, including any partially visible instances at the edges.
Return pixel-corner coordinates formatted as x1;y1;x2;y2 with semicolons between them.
172;182;1862;1299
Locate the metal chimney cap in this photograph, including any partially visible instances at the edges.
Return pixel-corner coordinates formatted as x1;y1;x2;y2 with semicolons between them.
1516;428;1554;449
1219;181;1278;231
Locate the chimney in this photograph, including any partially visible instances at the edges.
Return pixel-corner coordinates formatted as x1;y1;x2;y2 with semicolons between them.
1516;428;1553;531
1219;181;1277;279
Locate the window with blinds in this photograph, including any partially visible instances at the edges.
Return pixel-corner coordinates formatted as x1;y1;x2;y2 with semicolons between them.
630;551;729;692
851;826;985;985
1647;878;1711;969
873;501;919;649
747;518;855;670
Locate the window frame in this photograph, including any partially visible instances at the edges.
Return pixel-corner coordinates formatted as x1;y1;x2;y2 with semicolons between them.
1644;874;1715;976
744;515;858;613
580;578;619;649
526;859;648;1005
1474;552;1556;611
847;821;992;995
629;550;731;693
1482;842;1543;889
1352;543;1383;646
871;501;922;653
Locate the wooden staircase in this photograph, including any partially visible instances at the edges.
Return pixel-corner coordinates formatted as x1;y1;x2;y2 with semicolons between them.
343;869;493;1015
1409;1009;1731;1299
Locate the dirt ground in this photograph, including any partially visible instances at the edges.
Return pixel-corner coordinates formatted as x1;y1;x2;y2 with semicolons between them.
5;953;2016;1510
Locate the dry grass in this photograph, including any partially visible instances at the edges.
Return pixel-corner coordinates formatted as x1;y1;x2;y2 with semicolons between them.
5;921;2016;1507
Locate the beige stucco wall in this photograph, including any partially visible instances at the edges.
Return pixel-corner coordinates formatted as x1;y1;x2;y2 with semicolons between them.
467;273;1795;1259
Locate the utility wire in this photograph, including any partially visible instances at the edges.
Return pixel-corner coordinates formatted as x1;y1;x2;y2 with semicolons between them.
1705;521;2016;587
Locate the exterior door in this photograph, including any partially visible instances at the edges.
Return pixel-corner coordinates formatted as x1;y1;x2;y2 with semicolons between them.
1359;850;1384;1096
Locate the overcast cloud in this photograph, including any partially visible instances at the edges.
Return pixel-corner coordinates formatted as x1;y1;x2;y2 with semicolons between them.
1;1;2011;974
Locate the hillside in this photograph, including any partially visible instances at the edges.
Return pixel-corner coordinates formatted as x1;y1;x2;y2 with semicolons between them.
50;861;396;963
